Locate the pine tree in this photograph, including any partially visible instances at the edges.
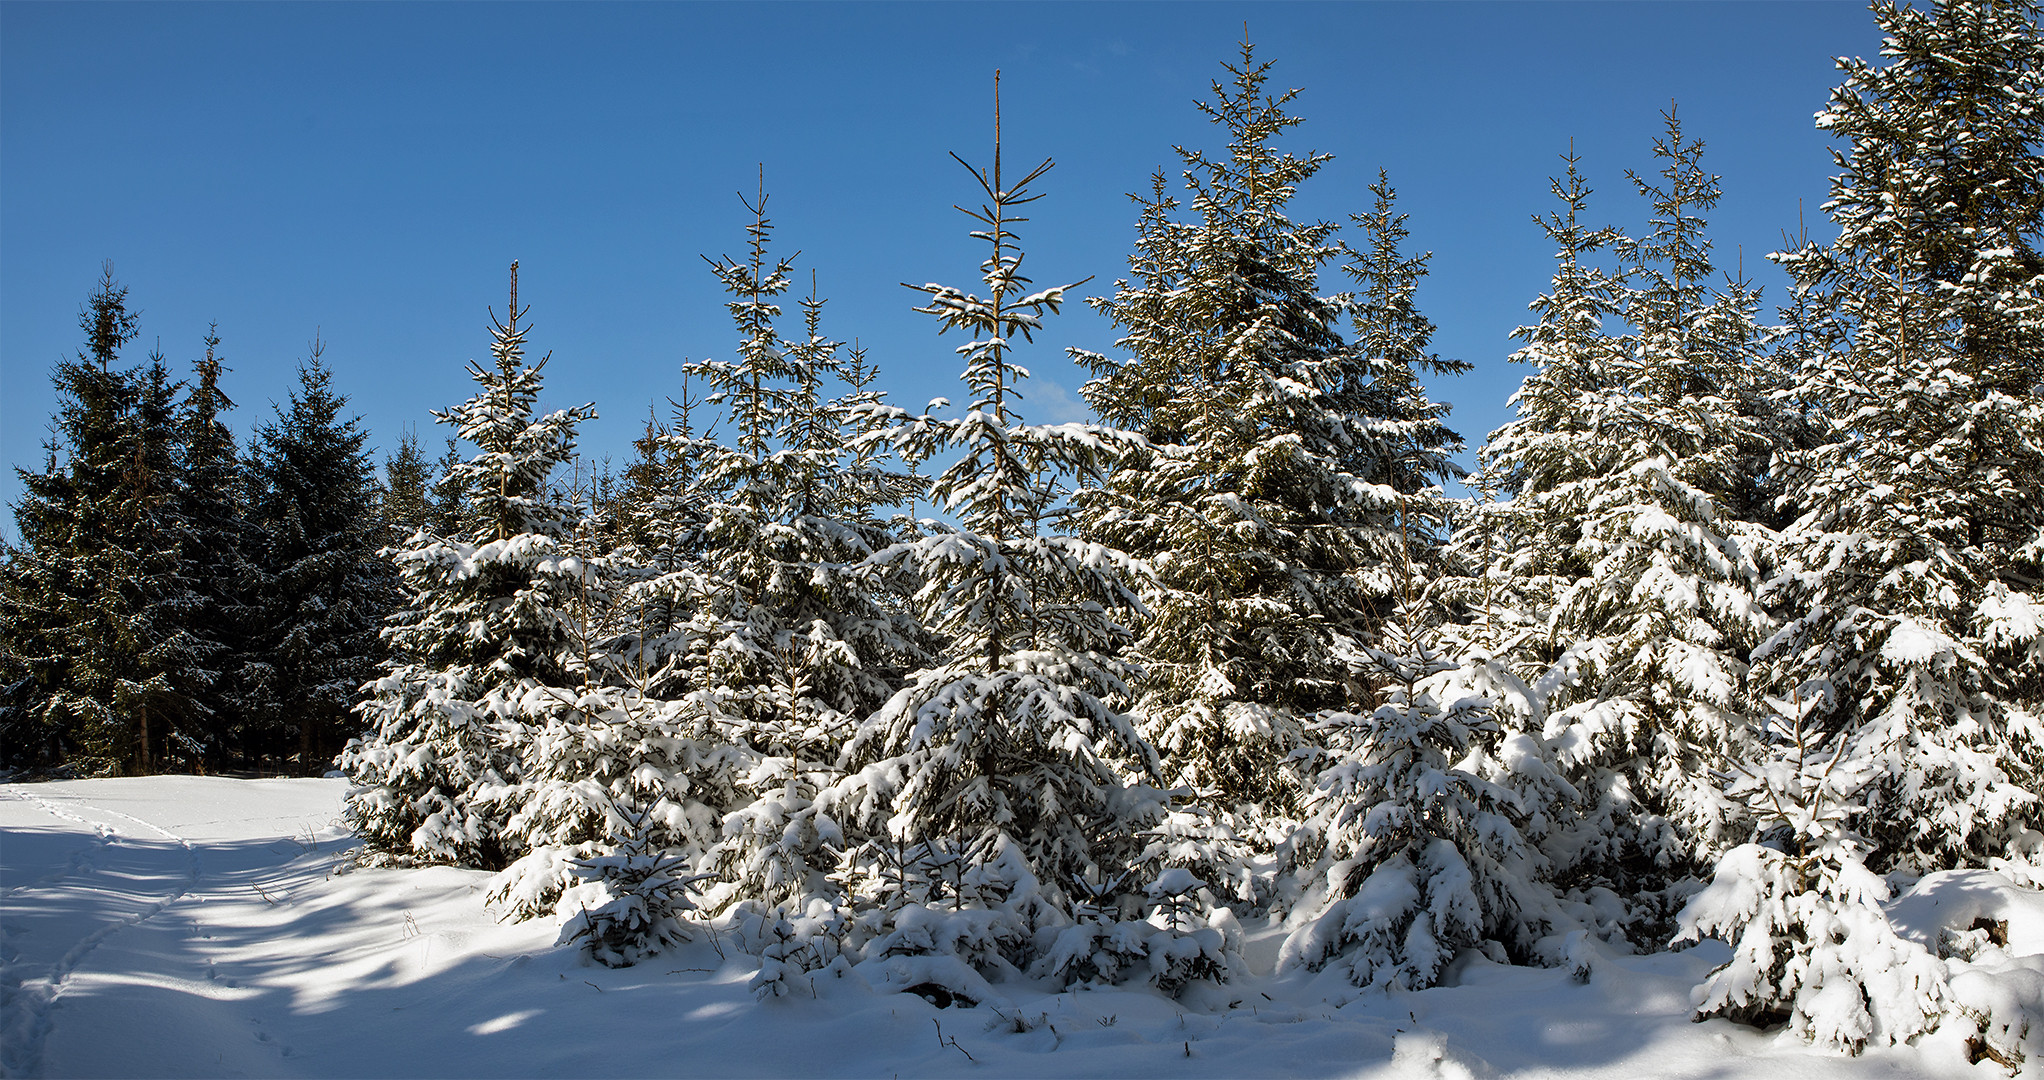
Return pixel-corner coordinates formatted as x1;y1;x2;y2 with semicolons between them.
341;263;597;867
1761;0;2044;874
830;82;1165;970
1073;42;1438;826
243;338;390;771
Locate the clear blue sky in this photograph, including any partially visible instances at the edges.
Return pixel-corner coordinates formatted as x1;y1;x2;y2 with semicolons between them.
2;2;1881;541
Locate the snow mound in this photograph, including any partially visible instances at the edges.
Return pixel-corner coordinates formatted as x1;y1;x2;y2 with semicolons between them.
1889;869;2044;1070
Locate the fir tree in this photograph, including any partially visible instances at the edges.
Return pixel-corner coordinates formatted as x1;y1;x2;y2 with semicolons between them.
1761;0;2044;874
342;263;597;867
592;184;926;919
1073;42;1441;826
123;346;211;771
243;338;390;771
2;267;142;770
831;81;1164;962
1341;171;1467;509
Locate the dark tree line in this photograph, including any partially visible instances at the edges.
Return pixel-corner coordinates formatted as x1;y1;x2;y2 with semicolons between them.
0;265;418;776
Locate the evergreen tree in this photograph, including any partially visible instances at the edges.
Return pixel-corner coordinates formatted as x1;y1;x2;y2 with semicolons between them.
1473;122;1779;903
1676;690;1948;1054
379;428;435;551
831;86;1165;967
1281;582;1550;990
693;252;922;912
243;338;390;771
173;326;256;768
1761;0;2044;874
341;263;596;867
428;437;465;537
1341;171;1467;508
0;266;201;774
124;346;211;771
1074;43;1444;826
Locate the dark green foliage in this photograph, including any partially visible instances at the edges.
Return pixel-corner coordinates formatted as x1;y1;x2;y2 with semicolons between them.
173;327;257;768
379;428;435;552
241;340;392;772
1;266;200;774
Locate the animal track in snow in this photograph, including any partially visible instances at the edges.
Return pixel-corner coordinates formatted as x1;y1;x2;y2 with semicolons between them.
0;789;198;1080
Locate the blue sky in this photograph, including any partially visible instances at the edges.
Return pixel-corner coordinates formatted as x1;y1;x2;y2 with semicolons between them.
2;2;1880;539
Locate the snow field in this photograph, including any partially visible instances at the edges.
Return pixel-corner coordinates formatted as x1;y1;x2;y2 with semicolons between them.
4;777;2036;1078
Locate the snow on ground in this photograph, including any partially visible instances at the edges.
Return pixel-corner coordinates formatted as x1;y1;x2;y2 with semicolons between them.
0;777;2027;1078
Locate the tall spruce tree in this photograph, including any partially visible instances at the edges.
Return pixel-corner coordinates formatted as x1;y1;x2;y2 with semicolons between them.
830;82;1164;959
173;326;255;768
1073;43;1443;828
243;339;389;771
1760;0;2044;874
0;266;202;774
1473;121;1780;908
342;263;597;867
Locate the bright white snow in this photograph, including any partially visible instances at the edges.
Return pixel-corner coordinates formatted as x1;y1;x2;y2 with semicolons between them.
0;777;2031;1078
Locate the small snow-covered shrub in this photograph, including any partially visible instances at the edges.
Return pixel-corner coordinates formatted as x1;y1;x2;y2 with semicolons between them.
1282;601;1554;991
1033;868;1238;995
558;809;712;968
1888;869;2044;1071
1678;692;1947;1054
1678;844;1946;1052
736;899;850;1000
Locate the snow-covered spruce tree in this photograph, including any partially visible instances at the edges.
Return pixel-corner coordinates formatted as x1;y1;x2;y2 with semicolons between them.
1440;152;1625;901
1473;121;1780;911
1280;526;1552;991
482;433;747;949
1759;0;2044;876
639;186;926;922
1676;689;1947;1054
709;271;928;917
1073;43;1431;834
484;386;724;934
1340;171;1467;511
557;804;716;968
829;88;1168;988
243;340;392;772
342;263;595;868
607;377;715;663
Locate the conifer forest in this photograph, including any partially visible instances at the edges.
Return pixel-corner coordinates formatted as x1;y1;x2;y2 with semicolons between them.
4;0;2044;1071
